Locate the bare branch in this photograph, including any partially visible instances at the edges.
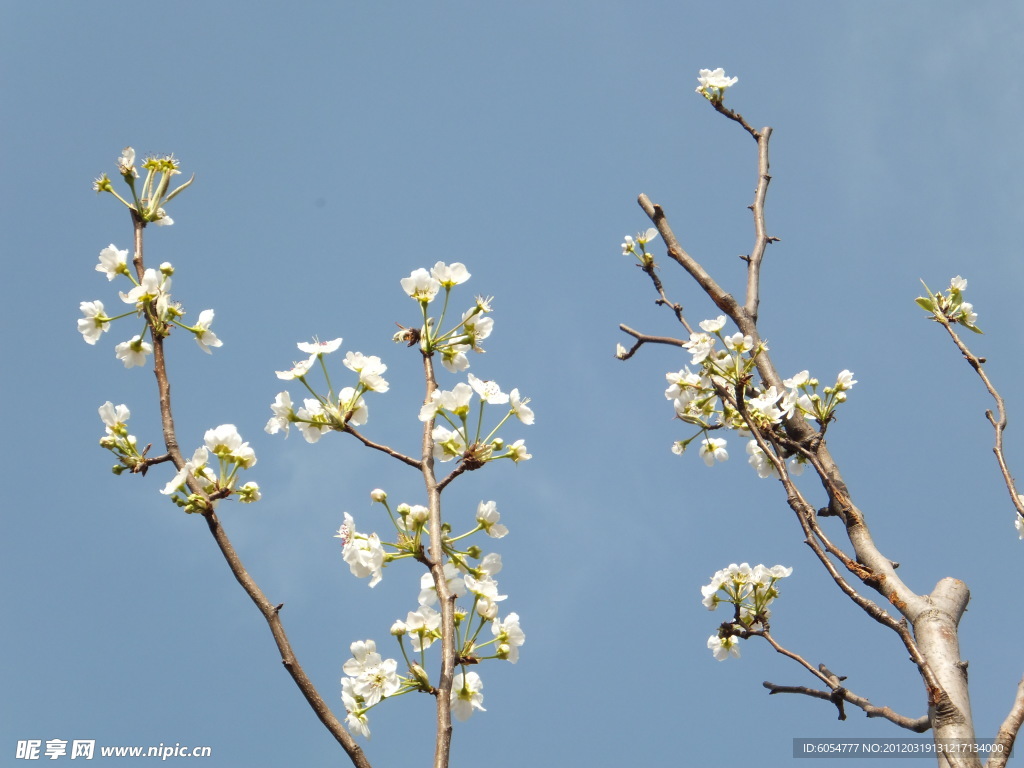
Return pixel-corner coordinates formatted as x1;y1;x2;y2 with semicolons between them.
344;425;422;469
989;677;1024;768
936;317;1024;519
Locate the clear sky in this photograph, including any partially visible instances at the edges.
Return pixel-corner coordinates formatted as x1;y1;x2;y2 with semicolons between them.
4;2;1024;766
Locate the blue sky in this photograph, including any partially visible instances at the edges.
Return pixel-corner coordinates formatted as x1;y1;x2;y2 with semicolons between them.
4;2;1024;766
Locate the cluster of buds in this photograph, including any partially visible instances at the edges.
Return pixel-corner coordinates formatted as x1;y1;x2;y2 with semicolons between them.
702;563;793;660
159;425;260;514
98;402;146;474
620;227;659;268
80;152;219;368
916;275;982;334
93;147;193;226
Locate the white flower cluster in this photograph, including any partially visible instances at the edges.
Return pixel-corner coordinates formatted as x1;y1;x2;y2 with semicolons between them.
265;339;386;443
916;275;982;334
335;496;525;736
695;68;738;103
621;227;659;267
421;374;534;466
397;261;493;373
660;314;855;478
159;424;260;512
97;401;145;474
79;243;222;367
701;562;793;660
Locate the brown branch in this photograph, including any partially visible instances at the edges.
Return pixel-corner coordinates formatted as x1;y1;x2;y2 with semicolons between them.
419;353;454;768
989;677;1024;768
344;425;422;469
757;631;928;730
936;317;1023;519
627;104;982;743
637;194;743;322
134;218;371;768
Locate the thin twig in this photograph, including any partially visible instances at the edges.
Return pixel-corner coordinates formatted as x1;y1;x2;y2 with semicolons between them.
936;317;1023;517
344;425;422;469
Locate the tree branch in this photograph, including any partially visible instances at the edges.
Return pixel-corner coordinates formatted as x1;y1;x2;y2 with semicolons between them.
344;425;422;469
135;218;371;768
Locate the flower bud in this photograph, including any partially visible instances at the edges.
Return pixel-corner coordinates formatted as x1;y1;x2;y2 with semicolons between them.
370;488;387;503
409;663;432;690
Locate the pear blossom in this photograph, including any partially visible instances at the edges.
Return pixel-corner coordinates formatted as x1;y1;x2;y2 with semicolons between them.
95;244;129;280
400;268;441;303
1016;515;1024;540
506;439;532;463
696;68;738;101
297;337;342;355
237;482;261;503
492;613;525;663
152;209;174;226
344;351;389;393
432;261;470;287
723;332;754;354
336;513;385;587
461;308;493;351
708;634;741;661
621;228;658;255
160;446;212;496
464;573;507;603
835;370;857;391
264;391;295;435
342;639;384;677
699;316;727;333
418;564;465;606
98;401;130;432
683;332;716;365
276;354;317;380
117;146;135;172
665;368;703;402
119;268;167;308
193;309;222;353
338;386;369;426
509;389;534;425
950;275;968;291
478;552;503;577
420;382;474;421
468;373;509;405
476;500;508;538
296;398;330;443
451;671;486;721
432;425;467;462
746;440;778;479
352;658;401;707
78;300;111;344
699;437;728;466
440;343;471;373
115;335;153;368
404;605;442;652
204;424;256;468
